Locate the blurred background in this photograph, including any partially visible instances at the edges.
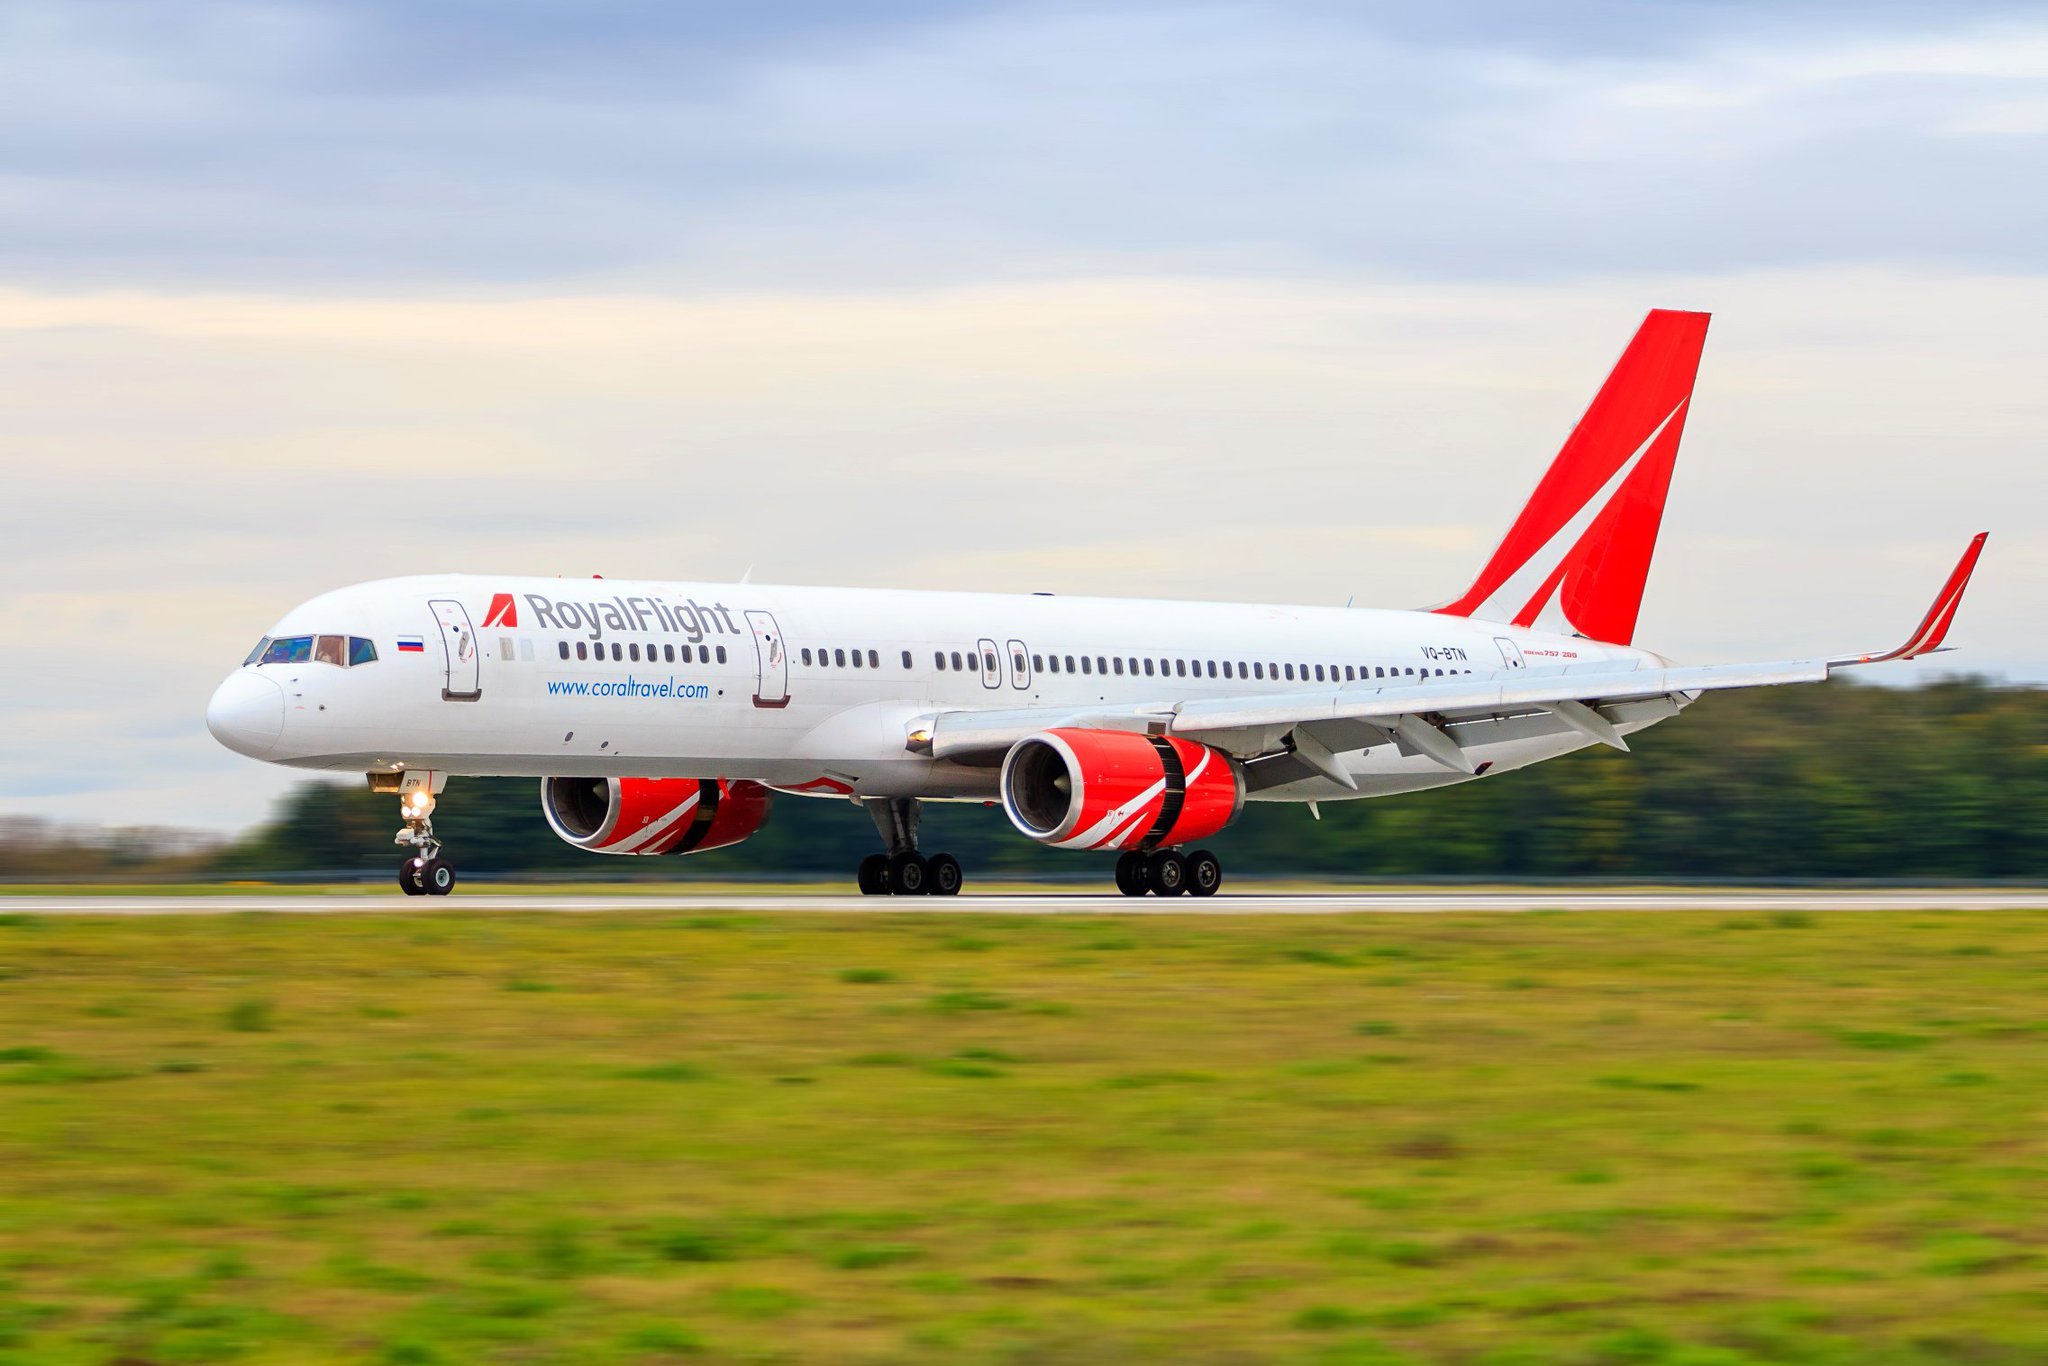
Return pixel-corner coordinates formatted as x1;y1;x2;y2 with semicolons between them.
8;680;2043;882
1;0;2043;872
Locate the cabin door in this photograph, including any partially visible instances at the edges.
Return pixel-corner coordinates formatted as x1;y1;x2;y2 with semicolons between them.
430;599;482;701
747;610;790;708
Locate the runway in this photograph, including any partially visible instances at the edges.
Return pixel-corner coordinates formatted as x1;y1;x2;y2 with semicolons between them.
6;888;2048;915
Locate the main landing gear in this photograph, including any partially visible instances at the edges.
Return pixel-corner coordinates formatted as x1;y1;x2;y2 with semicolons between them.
392;785;457;897
858;798;962;897
1114;848;1222;898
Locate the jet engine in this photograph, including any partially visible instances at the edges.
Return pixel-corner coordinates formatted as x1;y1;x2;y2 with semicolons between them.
1000;728;1243;851
541;777;772;856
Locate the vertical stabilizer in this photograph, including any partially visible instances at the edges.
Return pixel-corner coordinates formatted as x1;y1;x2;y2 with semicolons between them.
1436;309;1710;645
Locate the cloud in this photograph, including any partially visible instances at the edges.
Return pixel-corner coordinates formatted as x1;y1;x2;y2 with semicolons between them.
0;3;2044;287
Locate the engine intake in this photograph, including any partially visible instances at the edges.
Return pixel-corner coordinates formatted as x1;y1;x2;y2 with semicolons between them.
541;777;772;856
1000;728;1242;851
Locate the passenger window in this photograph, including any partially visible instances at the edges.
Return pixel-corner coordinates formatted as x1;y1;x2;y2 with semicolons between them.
1113;657;1125;675
1096;656;1107;674
835;648;846;667
716;645;727;664
1031;653;1043;672
629;643;640;662
660;644;671;662
902;650;912;668
610;643;621;661
576;641;587;660
951;651;964;671
1176;659;1187;677
802;648;813;666
1081;656;1092;675
558;641;570;661
1221;661;1232;679
853;649;864;668
1142;659;1154;677
984;650;998;673
349;637;379;666
870;650;880;669
1045;655;1058;673
1126;658;1138;676
1252;662;1263;680
934;652;946;670
1283;663;1294;681
1065;655;1076;672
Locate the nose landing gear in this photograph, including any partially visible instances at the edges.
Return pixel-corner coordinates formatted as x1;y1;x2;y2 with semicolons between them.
390;782;457;897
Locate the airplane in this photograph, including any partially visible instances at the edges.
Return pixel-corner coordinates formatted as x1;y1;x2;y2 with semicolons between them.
205;310;1987;898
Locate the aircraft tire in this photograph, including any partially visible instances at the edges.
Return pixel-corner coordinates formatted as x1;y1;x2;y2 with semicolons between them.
1149;850;1188;897
856;853;889;895
1114;850;1150;897
423;858;456;896
926;852;962;896
398;860;428;896
1186;849;1223;898
888;851;928;896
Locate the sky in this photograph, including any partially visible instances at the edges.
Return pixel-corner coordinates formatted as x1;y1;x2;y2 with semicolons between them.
2;1;2044;830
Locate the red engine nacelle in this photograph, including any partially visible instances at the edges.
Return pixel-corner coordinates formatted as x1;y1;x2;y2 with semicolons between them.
541;777;772;856
1000;728;1243;852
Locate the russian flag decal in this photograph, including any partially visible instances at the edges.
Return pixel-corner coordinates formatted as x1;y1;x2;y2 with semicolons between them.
397;636;425;653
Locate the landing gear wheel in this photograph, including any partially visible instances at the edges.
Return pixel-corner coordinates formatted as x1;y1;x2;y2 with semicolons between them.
398;860;428;896
1185;849;1223;898
1114;850;1151;897
926;852;962;896
422;858;456;897
1149;850;1188;897
857;853;890;896
888;851;928;896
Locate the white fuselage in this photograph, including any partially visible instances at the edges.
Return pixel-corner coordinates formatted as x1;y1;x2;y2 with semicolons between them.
206;574;1675;805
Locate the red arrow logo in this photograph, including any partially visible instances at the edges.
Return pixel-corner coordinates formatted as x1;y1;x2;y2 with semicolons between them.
482;593;518;628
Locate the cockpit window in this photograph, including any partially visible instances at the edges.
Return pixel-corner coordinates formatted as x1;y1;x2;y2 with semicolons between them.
251;634;378;667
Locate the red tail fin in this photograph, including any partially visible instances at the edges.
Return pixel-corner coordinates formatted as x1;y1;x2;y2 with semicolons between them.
1437;309;1710;645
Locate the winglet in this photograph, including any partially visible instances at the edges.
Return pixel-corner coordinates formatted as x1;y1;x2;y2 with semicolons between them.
1835;533;1988;666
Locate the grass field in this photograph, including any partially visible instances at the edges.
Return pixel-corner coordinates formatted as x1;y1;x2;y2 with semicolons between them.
0;909;2044;1364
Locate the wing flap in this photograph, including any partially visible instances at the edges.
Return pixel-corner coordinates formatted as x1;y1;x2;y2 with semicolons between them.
923;660;1828;763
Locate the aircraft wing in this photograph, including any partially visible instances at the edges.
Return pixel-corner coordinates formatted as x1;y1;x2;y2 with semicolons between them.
919;534;1987;786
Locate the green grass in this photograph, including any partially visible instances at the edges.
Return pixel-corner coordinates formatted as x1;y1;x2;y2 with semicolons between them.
0;909;2044;1362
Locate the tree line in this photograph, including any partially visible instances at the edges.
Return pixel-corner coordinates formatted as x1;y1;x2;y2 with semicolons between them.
190;677;2046;883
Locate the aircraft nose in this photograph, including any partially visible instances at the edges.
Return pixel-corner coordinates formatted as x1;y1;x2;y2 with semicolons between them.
206;671;285;758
